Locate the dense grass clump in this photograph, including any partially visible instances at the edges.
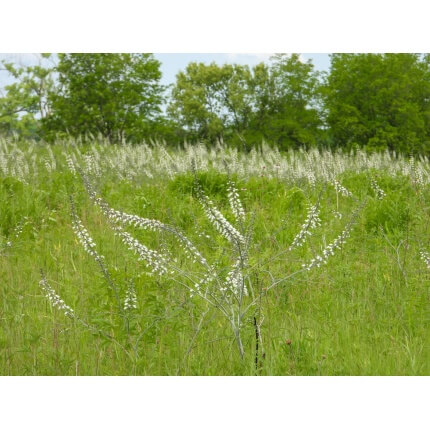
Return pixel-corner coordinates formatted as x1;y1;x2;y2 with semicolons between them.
0;138;429;375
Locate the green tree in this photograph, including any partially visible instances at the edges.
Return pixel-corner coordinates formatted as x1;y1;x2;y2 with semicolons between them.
168;55;323;150
0;55;54;138
324;53;430;154
44;53;164;143
168;62;253;143
247;54;323;150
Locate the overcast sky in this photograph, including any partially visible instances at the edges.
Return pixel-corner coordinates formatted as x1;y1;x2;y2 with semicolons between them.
0;53;331;91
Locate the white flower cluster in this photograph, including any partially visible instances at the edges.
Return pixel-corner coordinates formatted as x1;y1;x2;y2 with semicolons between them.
44;158;53;173
101;203;165;232
370;178;386;200
197;186;245;249
40;277;75;318
84;154;101;178
124;284;137;310
419;249;430;269
65;155;76;175
332;179;353;198
13;220;25;239
110;209;207;266
289;204;321;251
416;169;425;188
227;180;245;223
4;137;430;189
83;178;208;267
192;265;217;297
305;168;317;187
114;227;170;276
410;157;425;188
224;258;248;296
71;215;105;264
303;224;353;270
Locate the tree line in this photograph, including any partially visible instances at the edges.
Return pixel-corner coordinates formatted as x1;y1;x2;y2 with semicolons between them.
1;53;430;154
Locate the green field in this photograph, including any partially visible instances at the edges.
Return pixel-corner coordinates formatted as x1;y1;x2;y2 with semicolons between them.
1;138;429;375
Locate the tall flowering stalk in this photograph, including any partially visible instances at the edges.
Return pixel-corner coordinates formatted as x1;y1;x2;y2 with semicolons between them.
124;282;137;311
227;180;245;223
370;177;386;200
70;196;124;319
81;170;208;267
409;155;425;188
289;204;321;251
71;209;105;265
113;225;171;277
332;179;353;198
302;202;363;270
195;181;245;252
40;271;75;318
303;227;351;270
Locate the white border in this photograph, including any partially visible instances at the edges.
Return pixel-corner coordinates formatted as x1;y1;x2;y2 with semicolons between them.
0;376;428;429
1;1;430;52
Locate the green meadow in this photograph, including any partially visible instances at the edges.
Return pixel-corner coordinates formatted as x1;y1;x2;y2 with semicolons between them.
0;139;429;375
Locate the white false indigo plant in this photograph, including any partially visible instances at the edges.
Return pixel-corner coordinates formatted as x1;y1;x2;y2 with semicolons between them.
71;170;363;360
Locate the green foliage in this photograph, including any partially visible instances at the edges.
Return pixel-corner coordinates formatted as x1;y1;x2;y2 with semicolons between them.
43;54;164;143
0;58;54;138
169;171;230;196
168;62;253;143
246;54;323;150
168;55;323;149
324;53;430;154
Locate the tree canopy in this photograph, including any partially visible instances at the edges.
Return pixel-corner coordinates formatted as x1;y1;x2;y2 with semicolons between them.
1;53;430;155
0;55;54;138
43;53;164;143
247;54;323;150
167;62;253;143
324;53;430;153
168;54;323;150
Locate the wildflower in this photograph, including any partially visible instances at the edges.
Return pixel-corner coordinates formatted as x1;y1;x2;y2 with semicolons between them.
370;178;386;200
225;258;248;297
71;212;105;264
227;180;245;223
65;155;76;175
420;249;430;269
114;226;170;276
302;220;355;271
82;173;208;267
332;179;353;198
124;283;137;311
192;265;217;297
289;203;321;251
195;182;245;250
40;275;74;318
